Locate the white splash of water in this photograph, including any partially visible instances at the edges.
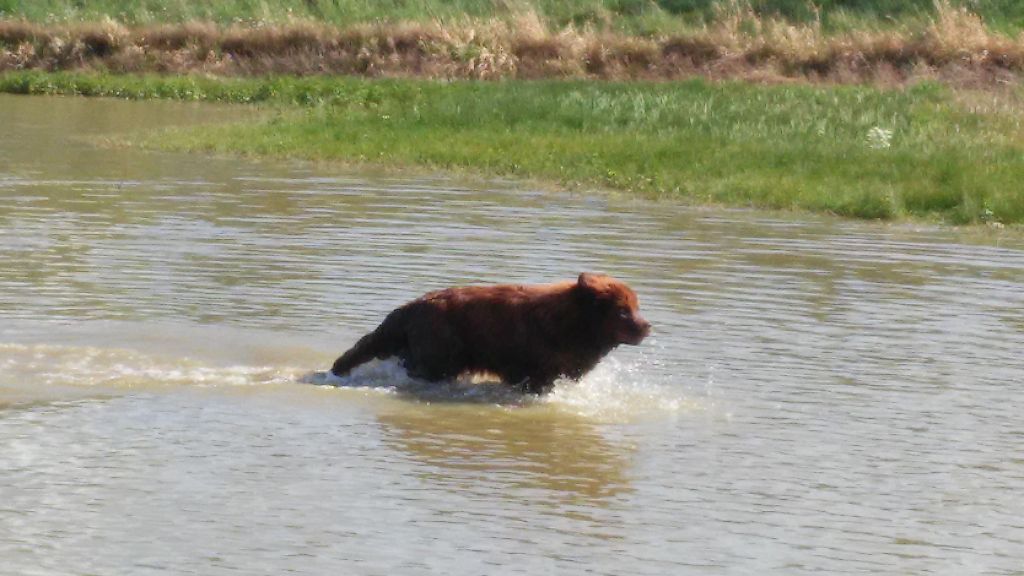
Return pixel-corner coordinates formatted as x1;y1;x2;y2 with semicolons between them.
544;354;699;421
302;359;531;405
300;345;700;418
300;359;407;393
1;343;296;389
4;342;702;420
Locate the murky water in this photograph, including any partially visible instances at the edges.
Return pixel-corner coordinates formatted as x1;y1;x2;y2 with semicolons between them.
2;94;1023;575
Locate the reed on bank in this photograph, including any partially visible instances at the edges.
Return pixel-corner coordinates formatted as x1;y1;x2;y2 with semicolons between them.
4;0;1024;33
2;3;1024;85
3;70;1020;225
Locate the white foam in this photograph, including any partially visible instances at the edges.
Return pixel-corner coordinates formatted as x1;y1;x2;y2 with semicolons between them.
302;359;531;405
1;343;297;389
300;359;409;392
4;342;700;420
310;352;697;419
544;355;699;421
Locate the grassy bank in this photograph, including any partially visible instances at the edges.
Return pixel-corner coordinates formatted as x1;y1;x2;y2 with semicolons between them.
2;3;1024;85
4;70;1022;225
3;0;1024;34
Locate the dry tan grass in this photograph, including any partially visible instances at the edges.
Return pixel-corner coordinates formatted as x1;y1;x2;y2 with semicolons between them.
2;3;1023;86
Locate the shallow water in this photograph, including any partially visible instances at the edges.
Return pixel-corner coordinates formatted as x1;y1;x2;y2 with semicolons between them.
1;94;1023;575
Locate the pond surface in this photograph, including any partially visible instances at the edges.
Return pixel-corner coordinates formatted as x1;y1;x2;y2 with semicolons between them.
1;94;1023;575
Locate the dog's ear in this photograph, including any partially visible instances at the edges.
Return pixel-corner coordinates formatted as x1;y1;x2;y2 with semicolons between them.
577;272;607;295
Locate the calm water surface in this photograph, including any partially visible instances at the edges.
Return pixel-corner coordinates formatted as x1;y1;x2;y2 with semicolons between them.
1;94;1023;575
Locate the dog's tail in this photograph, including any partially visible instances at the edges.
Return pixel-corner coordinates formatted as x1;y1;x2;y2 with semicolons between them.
330;307;408;377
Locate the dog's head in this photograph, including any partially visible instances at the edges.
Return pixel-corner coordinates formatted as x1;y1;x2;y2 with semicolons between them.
577;272;651;345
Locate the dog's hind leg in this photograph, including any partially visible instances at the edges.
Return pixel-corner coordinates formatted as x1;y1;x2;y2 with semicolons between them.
402;311;465;382
330;309;408;377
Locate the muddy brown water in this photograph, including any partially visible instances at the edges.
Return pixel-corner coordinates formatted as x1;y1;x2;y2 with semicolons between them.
1;94;1023;575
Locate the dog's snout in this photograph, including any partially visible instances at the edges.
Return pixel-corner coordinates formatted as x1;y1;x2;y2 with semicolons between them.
639;318;651;336
633;316;651;341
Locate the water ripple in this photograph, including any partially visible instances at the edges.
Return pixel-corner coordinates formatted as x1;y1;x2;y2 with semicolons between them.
2;95;1023;575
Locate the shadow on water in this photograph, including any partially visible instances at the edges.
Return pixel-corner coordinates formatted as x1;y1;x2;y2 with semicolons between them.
376;403;634;508
301;363;635;508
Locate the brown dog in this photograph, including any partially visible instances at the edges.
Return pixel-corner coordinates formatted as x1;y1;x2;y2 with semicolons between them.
330;273;651;394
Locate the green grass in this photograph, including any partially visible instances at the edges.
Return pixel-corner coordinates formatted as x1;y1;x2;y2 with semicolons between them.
3;70;1024;224
2;0;1023;34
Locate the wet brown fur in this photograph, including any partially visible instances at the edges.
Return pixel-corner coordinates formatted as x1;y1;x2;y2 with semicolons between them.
330;273;650;394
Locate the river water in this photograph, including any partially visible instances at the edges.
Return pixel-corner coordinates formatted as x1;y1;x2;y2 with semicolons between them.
1;94;1023;575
